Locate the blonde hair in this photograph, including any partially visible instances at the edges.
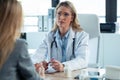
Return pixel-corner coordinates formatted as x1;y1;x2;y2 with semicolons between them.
0;0;23;68
52;1;83;32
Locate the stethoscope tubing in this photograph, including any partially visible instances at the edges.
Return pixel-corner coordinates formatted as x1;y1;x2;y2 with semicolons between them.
50;37;76;59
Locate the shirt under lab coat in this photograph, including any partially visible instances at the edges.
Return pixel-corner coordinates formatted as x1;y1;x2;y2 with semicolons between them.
32;27;89;71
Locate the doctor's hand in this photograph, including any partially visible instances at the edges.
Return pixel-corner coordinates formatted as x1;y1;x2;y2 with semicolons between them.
50;59;64;72
42;60;49;70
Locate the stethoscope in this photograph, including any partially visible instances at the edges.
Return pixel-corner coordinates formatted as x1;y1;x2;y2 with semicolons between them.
50;33;76;60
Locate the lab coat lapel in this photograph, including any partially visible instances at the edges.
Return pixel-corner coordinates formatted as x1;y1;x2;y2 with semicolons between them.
66;28;75;60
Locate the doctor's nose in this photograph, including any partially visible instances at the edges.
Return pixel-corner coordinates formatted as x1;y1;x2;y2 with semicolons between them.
57;13;66;20
59;15;65;20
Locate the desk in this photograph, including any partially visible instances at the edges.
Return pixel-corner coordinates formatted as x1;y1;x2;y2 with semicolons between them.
45;70;80;80
44;68;104;80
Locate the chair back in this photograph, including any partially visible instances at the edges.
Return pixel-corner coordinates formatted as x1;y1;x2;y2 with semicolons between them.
78;14;100;67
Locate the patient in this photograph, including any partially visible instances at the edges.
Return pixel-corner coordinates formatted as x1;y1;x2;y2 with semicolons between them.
0;0;44;80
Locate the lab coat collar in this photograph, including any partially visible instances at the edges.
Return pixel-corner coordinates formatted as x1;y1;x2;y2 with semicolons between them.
54;29;61;39
69;27;76;39
54;27;71;39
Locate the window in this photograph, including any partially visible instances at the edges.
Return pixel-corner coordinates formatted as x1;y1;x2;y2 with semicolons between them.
117;0;120;23
21;0;120;32
21;0;51;15
60;0;105;23
21;0;51;32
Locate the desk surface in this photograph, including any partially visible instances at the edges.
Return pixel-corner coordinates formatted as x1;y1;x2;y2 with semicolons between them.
44;68;104;80
45;70;80;80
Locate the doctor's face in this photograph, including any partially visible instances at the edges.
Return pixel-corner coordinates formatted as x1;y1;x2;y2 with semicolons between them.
56;6;73;32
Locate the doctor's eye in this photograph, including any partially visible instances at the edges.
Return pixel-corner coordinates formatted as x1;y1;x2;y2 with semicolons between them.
56;12;71;17
64;13;70;17
57;12;61;16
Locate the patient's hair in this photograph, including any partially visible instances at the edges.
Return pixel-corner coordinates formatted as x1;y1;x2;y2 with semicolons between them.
0;0;23;68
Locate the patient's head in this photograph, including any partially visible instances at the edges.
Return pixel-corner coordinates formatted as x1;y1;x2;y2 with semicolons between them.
0;0;23;68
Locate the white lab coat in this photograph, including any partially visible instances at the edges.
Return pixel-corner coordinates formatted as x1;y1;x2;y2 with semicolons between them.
34;27;89;71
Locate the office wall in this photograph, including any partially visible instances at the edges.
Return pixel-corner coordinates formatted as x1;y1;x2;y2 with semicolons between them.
99;33;120;67
26;32;48;49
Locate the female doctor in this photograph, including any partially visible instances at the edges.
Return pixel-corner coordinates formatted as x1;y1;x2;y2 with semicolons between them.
34;1;89;72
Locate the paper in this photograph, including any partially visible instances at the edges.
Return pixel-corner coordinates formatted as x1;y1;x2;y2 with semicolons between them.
45;64;57;73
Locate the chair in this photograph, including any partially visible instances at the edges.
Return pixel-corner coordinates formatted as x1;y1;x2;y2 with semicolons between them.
77;14;100;67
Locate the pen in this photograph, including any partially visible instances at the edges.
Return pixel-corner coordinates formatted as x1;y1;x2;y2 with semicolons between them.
48;57;55;66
